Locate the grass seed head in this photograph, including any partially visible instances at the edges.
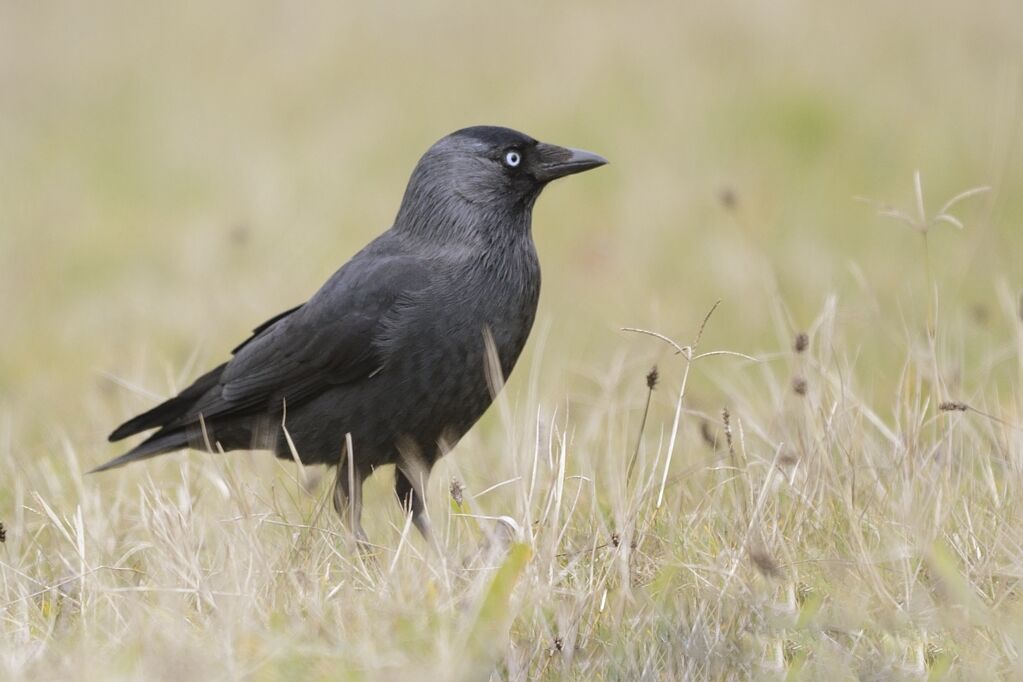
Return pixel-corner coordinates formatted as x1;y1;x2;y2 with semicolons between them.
646;365;659;390
722;408;734;455
718;185;738;210
794;332;809;353
449;477;465;507
939;401;968;412
792;376;808;396
0;521;5;543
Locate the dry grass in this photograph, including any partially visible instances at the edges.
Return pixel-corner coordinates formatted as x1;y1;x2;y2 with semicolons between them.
5;275;1023;679
3;0;1023;679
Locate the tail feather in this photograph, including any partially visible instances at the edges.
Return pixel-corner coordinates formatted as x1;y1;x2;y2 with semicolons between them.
108;363;227;442
90;428;191;473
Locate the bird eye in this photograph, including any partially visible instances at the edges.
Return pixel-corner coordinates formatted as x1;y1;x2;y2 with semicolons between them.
503;150;521;168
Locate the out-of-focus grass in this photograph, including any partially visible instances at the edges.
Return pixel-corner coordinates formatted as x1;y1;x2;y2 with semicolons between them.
2;0;1023;679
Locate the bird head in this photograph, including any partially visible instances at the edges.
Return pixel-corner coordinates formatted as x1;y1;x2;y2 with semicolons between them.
396;126;607;239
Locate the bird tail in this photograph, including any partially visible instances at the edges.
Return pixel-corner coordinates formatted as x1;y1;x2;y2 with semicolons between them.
107;363;227;442
89;428;192;473
97;363;228;474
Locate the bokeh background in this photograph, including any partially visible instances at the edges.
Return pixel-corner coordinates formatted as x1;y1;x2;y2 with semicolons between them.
3;0;1020;454
2;0;1023;677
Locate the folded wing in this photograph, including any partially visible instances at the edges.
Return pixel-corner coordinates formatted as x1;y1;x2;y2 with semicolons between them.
97;251;431;470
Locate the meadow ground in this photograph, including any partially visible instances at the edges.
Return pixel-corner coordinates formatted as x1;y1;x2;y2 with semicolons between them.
2;1;1023;679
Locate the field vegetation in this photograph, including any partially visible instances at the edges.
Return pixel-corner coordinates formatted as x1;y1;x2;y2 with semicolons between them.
2;1;1023;678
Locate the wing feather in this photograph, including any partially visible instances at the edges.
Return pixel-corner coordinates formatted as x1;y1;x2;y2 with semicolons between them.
173;252;431;426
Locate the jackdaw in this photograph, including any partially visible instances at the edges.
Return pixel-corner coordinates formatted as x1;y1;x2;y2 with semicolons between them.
95;125;607;542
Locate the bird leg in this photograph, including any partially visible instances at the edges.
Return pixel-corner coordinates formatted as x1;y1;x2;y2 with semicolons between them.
333;457;368;545
395;466;434;546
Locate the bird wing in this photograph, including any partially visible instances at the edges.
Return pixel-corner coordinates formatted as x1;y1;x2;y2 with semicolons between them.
231;304;304;354
172;251;432;427
107;305;304;442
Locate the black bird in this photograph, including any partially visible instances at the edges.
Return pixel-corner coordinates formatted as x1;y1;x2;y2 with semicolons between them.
95;126;606;542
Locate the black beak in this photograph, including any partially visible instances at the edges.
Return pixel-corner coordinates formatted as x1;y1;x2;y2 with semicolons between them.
534;143;608;182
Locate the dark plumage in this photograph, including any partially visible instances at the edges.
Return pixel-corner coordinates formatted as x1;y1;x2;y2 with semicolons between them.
95;125;606;541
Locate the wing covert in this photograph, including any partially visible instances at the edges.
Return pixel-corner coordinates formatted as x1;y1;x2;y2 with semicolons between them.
180;252;431;425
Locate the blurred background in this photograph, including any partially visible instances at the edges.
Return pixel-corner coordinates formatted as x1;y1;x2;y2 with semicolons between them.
1;0;1021;477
